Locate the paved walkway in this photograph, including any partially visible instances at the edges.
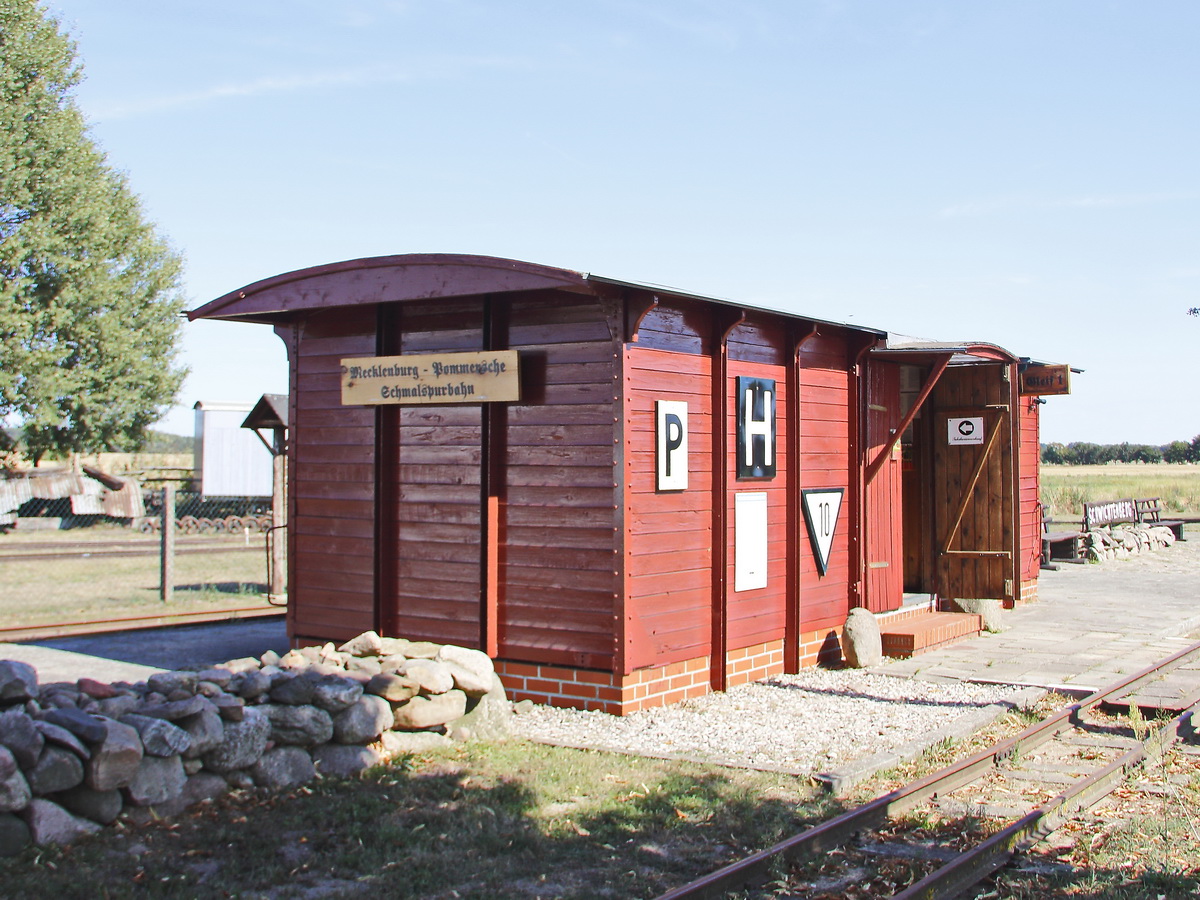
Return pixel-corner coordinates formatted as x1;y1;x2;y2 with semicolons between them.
0;618;289;684
876;527;1200;693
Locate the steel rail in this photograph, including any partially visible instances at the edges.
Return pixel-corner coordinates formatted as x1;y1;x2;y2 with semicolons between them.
0;606;285;643
892;706;1195;900
653;638;1200;900
0;545;264;562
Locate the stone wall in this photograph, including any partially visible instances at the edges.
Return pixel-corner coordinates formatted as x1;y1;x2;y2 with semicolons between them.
1085;523;1177;561
0;632;511;856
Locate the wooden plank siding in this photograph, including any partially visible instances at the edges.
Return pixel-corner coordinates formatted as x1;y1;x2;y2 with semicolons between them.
287;306;379;641
796;333;855;633
863;361;903;613
1017;394;1041;586
380;299;485;649
932;364;1015;601
724;359;790;651
496;293;619;670
623;347;714;672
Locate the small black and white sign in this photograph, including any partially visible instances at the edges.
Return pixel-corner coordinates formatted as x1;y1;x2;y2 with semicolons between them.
801;488;843;577
947;416;985;446
736;376;776;479
656;400;688;491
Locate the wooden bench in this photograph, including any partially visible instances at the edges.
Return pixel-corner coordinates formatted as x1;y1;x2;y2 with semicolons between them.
1135;497;1187;542
1041;504;1084;566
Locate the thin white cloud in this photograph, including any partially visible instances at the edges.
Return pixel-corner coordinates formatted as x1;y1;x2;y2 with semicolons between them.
91;56;524;121
938;191;1199;218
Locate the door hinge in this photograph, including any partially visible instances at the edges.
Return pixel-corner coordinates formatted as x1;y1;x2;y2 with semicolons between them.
1004;578;1013;597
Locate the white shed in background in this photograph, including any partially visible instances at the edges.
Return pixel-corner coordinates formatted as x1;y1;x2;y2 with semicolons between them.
193;401;273;497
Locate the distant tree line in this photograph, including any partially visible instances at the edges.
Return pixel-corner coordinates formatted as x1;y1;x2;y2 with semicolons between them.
1041;436;1200;465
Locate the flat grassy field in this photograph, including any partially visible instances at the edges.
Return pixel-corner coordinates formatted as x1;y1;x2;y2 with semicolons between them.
1041;463;1200;519
0;526;274;628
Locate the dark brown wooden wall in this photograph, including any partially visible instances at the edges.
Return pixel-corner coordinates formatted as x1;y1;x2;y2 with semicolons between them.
382;298;486;649
286;306;379;642
499;293;619;669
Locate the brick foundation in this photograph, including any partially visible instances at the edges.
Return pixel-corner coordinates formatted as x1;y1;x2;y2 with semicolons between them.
498;630;847;715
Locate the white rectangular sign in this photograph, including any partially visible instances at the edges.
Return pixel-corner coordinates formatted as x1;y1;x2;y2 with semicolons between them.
655;400;688;491
734;492;769;592
947;416;985;446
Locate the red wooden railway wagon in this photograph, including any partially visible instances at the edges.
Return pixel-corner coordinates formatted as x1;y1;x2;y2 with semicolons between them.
190;254;1057;713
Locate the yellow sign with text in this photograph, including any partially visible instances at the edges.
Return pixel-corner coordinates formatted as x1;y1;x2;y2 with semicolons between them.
1019;364;1071;397
340;351;520;405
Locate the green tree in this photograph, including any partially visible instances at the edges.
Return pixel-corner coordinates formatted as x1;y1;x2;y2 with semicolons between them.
1163;440;1191;464
0;0;185;463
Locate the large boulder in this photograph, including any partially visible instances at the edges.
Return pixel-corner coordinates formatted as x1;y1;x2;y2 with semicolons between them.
250;747;315;789
447;674;512;741
124;755;187;807
51;784;123;825
263;705;334;746
21;799;101;846
948;597;1005;633
119;714;192;758
0;746;32;813
332;695;393;745
392;690;467;731
842;607;882;669
436;645;495;697
25;747;84;796
311;744;382;778
311;676;363;714
85;719;143;791
0;812;31;857
0;710;44;769
201;707;270;773
0;661;37;704
401;659;455;695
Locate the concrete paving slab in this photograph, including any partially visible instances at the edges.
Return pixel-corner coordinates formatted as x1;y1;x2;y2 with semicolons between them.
872;524;1200;693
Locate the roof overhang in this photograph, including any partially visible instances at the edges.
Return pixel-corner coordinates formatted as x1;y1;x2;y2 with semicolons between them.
188;253;886;338
869;336;1020;366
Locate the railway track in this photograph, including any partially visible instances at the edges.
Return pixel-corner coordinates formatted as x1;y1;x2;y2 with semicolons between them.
0;536;265;562
656;641;1200;900
0;605;285;643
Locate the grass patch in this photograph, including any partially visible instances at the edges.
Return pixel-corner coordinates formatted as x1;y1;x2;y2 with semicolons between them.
1041;463;1200;519
0;741;838;900
0;528;273;627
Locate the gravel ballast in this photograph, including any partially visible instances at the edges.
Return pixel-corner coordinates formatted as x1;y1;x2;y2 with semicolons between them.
512;669;1031;776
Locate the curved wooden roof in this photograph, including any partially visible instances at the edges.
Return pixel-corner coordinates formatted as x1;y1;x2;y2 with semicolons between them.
188;254;591;323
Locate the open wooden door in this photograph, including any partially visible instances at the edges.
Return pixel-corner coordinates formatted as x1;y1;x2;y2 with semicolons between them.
863;362;903;612
931;364;1016;603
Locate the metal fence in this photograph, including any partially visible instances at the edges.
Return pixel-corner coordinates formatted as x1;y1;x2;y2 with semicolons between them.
0;489;285;640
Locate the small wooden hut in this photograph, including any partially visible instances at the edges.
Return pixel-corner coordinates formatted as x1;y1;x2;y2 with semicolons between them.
190;254;1066;713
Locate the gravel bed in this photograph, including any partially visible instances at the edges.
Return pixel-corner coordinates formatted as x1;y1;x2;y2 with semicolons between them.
512;669;1025;774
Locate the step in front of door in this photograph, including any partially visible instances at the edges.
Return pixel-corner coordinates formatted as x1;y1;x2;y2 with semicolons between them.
880;611;983;658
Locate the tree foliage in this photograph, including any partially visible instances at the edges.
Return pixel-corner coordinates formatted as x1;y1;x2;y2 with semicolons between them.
1042;437;1200;465
0;0;186;462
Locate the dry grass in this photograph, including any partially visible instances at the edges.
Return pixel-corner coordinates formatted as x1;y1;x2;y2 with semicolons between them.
0;528;273;627
1041;463;1200;519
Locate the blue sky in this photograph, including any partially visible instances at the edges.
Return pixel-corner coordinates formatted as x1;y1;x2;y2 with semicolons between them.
44;1;1200;443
